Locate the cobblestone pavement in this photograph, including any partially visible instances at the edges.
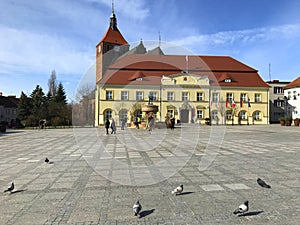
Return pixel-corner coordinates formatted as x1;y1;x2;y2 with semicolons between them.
0;125;300;225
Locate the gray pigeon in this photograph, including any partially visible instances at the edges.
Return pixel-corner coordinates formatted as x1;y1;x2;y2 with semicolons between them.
4;182;14;193
233;201;249;215
257;178;271;188
133;200;142;217
172;184;183;195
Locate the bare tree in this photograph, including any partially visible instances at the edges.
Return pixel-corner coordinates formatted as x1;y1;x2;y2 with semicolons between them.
48;70;57;97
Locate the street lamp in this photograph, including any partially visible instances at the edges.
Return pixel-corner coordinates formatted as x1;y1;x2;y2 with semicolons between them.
284;96;287;126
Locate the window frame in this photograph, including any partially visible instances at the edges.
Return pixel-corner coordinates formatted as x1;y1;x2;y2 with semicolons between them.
106;91;113;100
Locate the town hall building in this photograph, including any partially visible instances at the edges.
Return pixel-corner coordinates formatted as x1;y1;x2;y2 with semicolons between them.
95;7;270;126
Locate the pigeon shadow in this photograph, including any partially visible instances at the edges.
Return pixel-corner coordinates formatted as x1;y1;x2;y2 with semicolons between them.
139;209;155;218
178;191;194;196
48;162;54;164
238;211;264;217
10;189;26;194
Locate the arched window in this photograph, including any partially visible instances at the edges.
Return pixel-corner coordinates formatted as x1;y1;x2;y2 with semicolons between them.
119;109;128;123
239;111;247;120
253;111;261;120
104;109;112;120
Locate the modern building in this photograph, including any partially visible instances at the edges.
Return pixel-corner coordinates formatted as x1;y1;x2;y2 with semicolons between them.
284;76;300;121
266;80;290;123
95;8;270;126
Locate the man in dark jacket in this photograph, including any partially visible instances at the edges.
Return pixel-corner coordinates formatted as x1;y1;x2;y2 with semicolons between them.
105;118;110;135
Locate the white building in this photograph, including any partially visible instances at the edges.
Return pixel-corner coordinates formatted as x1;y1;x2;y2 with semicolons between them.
284;77;300;120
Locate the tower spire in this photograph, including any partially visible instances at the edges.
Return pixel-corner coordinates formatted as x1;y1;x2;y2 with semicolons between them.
110;0;117;30
158;31;161;47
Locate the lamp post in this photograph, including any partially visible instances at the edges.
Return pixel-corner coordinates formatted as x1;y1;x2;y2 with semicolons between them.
284;96;287;126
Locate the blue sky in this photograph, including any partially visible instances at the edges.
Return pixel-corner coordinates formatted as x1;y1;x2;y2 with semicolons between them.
1;0;300;101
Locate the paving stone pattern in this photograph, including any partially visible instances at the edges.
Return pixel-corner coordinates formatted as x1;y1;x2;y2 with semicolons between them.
0;125;300;224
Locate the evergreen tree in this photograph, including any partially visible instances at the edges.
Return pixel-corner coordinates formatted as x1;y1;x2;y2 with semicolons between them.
30;85;46;125
17;91;32;121
54;82;67;105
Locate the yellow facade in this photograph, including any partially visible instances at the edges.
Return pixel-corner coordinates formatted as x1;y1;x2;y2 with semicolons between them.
95;73;269;126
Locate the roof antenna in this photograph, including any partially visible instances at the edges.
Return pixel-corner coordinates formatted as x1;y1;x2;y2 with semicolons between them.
269;63;271;81
112;0;114;14
158;31;161;47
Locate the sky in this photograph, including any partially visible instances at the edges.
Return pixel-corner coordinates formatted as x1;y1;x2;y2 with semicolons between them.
1;0;300;102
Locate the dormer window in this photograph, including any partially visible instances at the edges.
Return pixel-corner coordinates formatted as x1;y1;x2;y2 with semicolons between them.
184;77;187;81
136;77;143;81
224;79;231;83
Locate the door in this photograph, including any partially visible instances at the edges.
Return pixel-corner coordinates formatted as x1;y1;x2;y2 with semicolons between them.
180;109;189;123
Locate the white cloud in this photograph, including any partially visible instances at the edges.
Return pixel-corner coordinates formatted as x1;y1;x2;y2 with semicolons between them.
171;24;300;52
0;25;94;76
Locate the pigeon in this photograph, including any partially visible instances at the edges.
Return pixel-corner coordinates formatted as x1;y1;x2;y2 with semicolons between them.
233;201;249;215
133;200;142;217
171;184;183;195
257;178;271;188
45;157;49;163
4;182;14;193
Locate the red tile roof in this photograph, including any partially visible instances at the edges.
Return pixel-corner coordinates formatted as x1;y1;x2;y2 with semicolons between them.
284;76;300;89
97;27;128;46
98;54;269;88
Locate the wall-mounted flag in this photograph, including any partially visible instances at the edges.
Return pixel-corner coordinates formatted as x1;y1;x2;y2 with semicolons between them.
232;99;236;107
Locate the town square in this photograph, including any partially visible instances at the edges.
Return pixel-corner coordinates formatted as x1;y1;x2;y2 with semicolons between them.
0;125;300;224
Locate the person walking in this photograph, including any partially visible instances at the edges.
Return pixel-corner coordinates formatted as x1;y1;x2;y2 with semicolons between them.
121;118;126;130
105;118;110;135
170;117;175;130
111;119;116;134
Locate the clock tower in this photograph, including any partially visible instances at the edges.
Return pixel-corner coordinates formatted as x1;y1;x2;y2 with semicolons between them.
96;3;129;83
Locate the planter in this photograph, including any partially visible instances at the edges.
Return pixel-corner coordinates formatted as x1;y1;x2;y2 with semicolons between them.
294;119;300;126
279;120;285;126
287;120;292;126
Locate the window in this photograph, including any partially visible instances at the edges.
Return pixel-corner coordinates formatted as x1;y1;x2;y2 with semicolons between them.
167;109;174;118
253;111;261;120
274;99;284;107
105;110;112;119
182;92;189;101
149;92;157;101
240;93;247;102
136;91;143;100
212;111;218;120
121;91;128;100
240;111;246;120
106;91;113;100
274;86;283;94
212;93;219;102
255;93;261;102
119;109;128;120
167;92;174;101
226;93;233;102
197;92;203;101
224;79;231;82
226;111;232;120
197;110;203;119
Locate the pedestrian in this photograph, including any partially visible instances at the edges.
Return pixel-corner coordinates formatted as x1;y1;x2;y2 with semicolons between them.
135;116;139;129
121;118;126;130
105;118;110;135
111;119;116;134
149;115;155;132
170;117;175;130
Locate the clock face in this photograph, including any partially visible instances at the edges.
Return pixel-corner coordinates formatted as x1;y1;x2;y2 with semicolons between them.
114;45;120;52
